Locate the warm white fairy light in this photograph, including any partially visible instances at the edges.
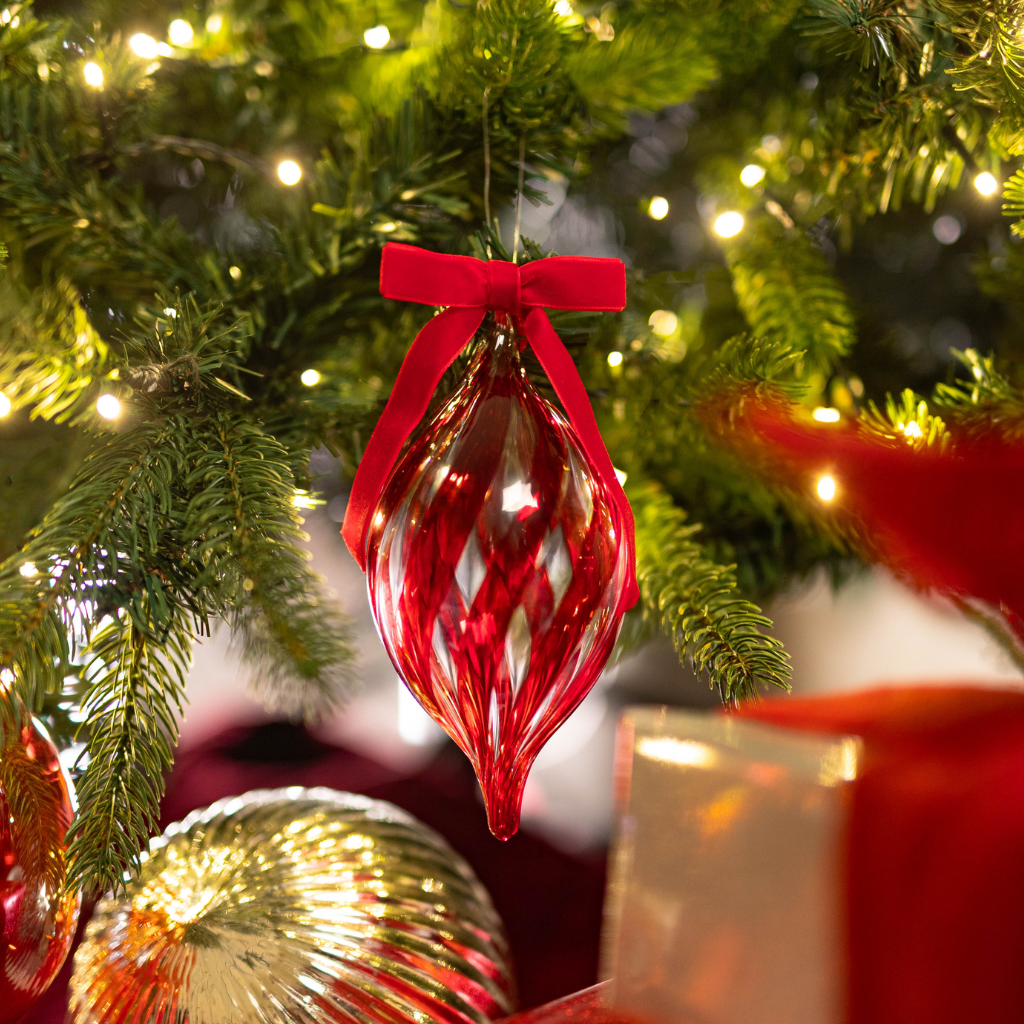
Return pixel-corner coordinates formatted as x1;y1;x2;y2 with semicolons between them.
19;562;38;578
292;490;318;509
300;369;321;386
363;25;390;49
206;14;224;33
713;211;744;238
607;351;623;367
129;33;159;59
0;392;10;418
816;474;837;502
903;421;922;438
648;196;669;220
648;309;678;337
229;265;242;280
740;164;765;187
813;407;840;423
96;394;122;420
277;159;302;185
168;19;194;46
83;62;104;88
553;0;574;15
974;171;999;197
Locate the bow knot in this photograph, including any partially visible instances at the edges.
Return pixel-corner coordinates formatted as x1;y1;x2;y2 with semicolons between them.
343;242;639;611
486;259;521;314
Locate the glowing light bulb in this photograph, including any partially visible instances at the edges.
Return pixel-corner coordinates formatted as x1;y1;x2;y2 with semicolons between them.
363;25;390;48
713;211;744;238
168;19;194;46
96;394;122;420
129;33;159;59
648;310;678;337
974;171;999;197
19;562;37;578
0;392;10;417
816;474;837;502
83;62;104;88
229;265;242;280
813;407;840;423
903;421;922;438
740;164;765;187
300;369;321;386
277;159;302;185
206;14;224;33
648;196;669;220
607;351;623;367
292;490;318;509
553;0;574;15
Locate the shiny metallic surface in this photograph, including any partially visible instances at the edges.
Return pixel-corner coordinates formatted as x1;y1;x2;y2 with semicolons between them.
71;788;515;1024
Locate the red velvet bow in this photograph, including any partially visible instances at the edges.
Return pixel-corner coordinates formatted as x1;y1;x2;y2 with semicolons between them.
342;242;639;610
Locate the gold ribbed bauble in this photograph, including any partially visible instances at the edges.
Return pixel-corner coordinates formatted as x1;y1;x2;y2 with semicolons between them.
70;788;515;1024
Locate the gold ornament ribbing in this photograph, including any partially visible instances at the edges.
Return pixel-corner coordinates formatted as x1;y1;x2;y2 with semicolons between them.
70;788;515;1024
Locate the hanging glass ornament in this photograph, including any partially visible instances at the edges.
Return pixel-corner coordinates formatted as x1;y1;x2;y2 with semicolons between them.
366;314;627;838
0;716;81;1024
71;788;514;1024
342;245;639;840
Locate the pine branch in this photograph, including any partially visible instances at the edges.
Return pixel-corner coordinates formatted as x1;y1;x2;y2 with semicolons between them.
936;0;1024;124
629;481;791;705
185;414;355;720
858;388;950;449
933;349;1024;439
65;595;191;895
725;217;856;376
800;0;925;74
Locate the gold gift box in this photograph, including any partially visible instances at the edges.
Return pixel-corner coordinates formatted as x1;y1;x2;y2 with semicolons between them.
602;707;861;1024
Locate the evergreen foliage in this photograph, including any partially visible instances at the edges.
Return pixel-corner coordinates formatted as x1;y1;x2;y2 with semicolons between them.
1;0;1024;890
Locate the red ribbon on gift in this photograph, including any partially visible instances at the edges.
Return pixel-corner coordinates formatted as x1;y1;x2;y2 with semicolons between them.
342;242;639;610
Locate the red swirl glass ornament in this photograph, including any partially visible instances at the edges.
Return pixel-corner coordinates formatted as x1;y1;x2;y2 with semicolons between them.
367;315;627;839
0;716;80;1024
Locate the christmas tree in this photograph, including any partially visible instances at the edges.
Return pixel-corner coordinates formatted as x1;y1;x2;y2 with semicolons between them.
1;0;1022;893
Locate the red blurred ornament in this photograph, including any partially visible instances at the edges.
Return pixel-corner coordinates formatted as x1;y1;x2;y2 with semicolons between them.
740;401;1024;624
344;244;639;839
367;315;627;838
0;716;80;1024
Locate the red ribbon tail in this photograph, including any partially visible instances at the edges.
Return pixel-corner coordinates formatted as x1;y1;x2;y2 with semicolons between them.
523;307;640;611
342;306;487;568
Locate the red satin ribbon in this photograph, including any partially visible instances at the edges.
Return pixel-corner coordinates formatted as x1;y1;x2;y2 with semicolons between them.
342;242;639;610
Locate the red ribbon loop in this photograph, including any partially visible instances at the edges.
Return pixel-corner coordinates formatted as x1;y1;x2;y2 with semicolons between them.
342;242;639;611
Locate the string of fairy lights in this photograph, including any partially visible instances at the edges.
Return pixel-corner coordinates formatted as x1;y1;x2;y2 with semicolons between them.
0;6;1009;514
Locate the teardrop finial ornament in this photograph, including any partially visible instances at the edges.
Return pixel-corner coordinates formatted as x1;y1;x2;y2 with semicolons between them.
367;315;627;838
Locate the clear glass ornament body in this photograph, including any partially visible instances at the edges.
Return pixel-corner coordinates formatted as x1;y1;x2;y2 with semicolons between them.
366;315;627;839
0;718;81;1024
71;788;514;1024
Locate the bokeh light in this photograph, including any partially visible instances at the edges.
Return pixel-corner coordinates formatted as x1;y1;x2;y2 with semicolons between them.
363;25;390;48
713;211;744;238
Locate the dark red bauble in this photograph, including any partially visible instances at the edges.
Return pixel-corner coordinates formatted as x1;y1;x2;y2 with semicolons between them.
366;315;627;838
0;717;80;1024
